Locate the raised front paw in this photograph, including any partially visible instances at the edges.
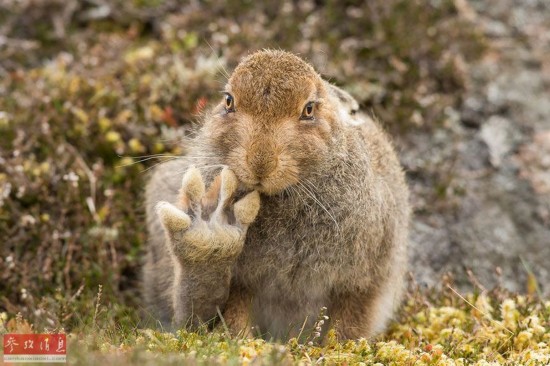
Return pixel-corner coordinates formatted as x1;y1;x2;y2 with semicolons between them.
156;166;260;263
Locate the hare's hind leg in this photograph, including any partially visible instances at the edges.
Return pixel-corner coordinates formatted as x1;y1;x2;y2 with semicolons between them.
329;282;402;340
329;291;378;340
220;283;253;337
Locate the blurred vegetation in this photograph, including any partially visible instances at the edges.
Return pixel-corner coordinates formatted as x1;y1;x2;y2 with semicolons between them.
0;0;489;349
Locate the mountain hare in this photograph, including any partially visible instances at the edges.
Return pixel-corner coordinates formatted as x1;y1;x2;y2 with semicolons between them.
143;50;410;340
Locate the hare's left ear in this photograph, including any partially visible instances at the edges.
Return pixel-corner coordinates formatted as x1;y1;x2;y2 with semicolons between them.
324;81;360;116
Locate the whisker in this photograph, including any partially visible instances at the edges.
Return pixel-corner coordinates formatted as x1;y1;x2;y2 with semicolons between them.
166;164;226;178
296;181;340;232
116;155;176;167
174;156;220;160
289;185;309;212
204;40;230;81
141;157;181;173
119;153;176;159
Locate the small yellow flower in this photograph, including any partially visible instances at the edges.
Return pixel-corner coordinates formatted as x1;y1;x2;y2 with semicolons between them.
460;343;475;354
116;109;133;124
106;131;121;144
474;293;494;320
501;299;519;330
71;107;89;124
375;341;412;363
515;330;534;350
240;345;258;359
40;162;50;174
124;46;155;64
153;142;165;153
149;104;164;122
128;138;146;153
98;117;112;132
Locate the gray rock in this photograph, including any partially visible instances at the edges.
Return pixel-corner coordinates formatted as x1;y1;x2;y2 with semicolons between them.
406;0;550;295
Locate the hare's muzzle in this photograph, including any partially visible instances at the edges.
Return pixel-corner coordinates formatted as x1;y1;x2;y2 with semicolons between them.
245;143;278;182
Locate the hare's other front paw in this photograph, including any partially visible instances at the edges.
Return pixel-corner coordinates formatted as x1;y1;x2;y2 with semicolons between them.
156;166;260;263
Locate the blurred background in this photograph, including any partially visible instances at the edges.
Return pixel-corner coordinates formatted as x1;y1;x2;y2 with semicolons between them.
0;0;549;330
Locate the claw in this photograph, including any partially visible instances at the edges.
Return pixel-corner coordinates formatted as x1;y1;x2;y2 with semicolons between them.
180;166;205;205
234;191;261;225
156;201;192;231
212;167;239;223
219;167;238;204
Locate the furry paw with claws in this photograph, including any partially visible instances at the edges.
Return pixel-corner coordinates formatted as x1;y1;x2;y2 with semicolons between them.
156;167;260;263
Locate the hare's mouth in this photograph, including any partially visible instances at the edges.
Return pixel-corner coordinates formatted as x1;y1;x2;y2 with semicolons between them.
230;163;297;196
242;180;272;194
237;176;286;196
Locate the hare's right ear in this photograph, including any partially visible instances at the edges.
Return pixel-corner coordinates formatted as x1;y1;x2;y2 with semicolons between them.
324;81;360;116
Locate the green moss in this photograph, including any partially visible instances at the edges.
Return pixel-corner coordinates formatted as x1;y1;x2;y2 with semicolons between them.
3;290;548;364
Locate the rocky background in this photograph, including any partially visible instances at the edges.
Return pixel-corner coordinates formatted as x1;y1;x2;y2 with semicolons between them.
0;0;548;329
407;0;550;294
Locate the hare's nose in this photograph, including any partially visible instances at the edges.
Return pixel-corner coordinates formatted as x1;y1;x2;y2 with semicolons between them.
246;150;278;180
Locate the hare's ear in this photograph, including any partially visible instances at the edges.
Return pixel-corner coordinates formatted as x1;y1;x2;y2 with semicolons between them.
324;81;360;115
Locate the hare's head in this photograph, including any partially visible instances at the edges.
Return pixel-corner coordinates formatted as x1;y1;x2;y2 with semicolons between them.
204;50;344;195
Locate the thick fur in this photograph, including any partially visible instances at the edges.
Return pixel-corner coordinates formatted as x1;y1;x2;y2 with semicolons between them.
142;50;410;340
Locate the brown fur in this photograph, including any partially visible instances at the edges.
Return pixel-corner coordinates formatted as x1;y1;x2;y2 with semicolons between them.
142;50;410;340
222;284;253;337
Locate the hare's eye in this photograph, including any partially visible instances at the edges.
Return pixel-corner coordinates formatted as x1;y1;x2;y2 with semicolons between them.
300;102;315;121
224;93;235;113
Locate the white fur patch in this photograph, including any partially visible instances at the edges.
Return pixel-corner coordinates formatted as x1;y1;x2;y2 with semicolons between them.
156;201;191;231
339;105;365;126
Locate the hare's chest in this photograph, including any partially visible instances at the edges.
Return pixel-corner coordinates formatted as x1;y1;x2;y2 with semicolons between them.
235;205;345;292
234;190;360;292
